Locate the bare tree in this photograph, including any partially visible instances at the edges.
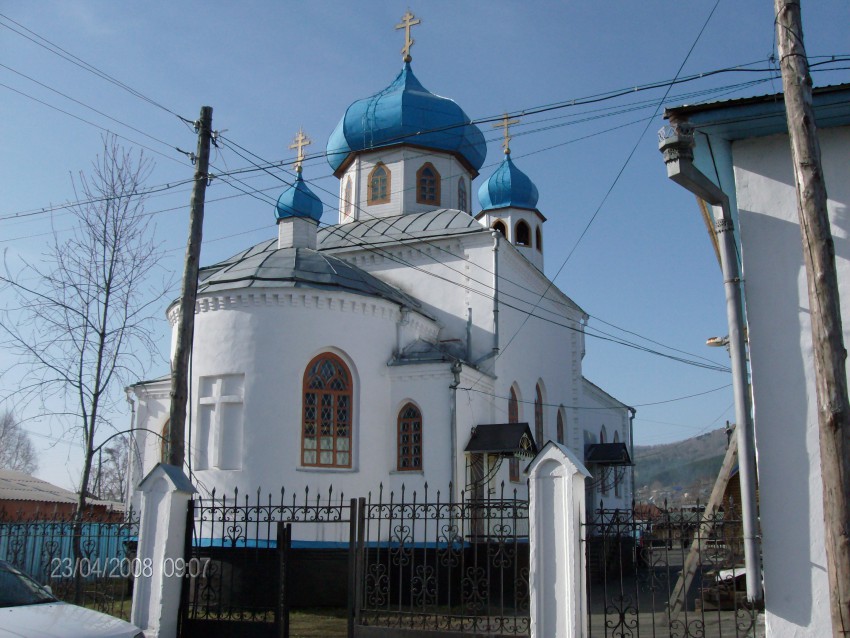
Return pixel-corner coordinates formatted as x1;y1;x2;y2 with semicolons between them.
0;410;38;474
0;136;168;597
91;434;129;503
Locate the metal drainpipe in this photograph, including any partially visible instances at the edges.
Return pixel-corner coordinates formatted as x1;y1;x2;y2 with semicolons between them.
659;121;763;602
450;361;462;499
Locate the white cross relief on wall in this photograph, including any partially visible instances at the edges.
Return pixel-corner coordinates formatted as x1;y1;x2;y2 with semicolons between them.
195;374;245;471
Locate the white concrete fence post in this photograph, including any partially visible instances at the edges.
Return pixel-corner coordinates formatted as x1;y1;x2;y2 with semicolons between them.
528;441;591;638
130;464;196;638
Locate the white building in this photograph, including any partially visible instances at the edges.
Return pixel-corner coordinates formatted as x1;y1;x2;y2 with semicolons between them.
661;84;850;637
128;50;633;520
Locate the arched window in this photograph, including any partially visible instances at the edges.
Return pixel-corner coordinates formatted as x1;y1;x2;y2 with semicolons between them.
416;162;441;205
302;353;353;468
535;226;542;252
515;220;531;246
160;420;171;463
397;403;423;471
367;163;391;205
343;177;353;220
457;177;467;212
534;384;544;445
508;385;520;482
508;386;519;423
556;409;565;445
492;220;507;237
600;425;607;444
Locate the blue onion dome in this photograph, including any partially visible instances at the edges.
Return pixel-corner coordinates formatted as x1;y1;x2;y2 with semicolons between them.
326;62;486;174
274;172;323;222
477;152;540;212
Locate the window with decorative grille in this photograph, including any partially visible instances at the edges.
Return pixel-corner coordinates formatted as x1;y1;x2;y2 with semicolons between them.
302;353;352;468
397;403;423;471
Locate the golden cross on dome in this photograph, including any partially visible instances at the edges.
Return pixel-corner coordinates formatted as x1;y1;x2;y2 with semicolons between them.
395;10;421;62
289;127;311;172
494;113;520;154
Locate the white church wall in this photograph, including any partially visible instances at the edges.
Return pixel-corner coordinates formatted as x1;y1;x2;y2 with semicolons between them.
343;232;497;360
731;125;849;637
579;379;631;510
386;365;454;489
495;246;586;443
159;290;439;508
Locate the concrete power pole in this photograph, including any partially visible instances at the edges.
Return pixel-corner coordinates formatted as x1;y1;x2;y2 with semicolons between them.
775;2;850;635
169;106;213;469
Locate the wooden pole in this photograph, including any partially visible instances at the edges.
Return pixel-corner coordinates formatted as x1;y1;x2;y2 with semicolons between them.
169;106;213;469
669;433;738;617
775;2;850;634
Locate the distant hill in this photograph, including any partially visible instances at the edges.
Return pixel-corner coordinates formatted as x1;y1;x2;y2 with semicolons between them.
633;427;730;504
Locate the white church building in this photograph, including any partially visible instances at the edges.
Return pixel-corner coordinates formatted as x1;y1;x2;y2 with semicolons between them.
127;30;633;514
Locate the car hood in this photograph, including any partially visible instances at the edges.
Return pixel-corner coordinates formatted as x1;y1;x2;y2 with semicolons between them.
0;602;141;638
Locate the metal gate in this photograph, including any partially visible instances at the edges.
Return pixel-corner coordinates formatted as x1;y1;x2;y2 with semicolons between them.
179;486;354;638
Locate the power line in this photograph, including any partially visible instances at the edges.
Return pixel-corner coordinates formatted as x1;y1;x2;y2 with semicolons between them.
3;64;845;223
0;81;187;165
0;62;181;153
460;382;732;411
5;49;839;370
0;12;190;123
210;138;733;373
497;0;724;364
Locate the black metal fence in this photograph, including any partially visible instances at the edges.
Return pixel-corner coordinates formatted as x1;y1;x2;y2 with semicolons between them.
356;482;530;636
181;485;353;638
179;482;530;638
0;506;139;621
584;502;759;638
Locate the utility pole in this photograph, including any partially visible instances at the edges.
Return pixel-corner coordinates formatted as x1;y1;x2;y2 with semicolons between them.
169;106;213;469
775;2;850;635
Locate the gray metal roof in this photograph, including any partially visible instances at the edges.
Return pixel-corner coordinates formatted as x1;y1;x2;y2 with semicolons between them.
318;208;489;250
197;243;424;311
664;83;850;140
0;469;77;504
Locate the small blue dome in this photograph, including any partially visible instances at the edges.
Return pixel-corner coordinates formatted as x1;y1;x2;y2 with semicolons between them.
326;62;486;174
275;173;323;222
477;153;539;212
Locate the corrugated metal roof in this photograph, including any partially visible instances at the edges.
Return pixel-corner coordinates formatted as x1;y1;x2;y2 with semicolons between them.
665;82;850;118
0;469;77;504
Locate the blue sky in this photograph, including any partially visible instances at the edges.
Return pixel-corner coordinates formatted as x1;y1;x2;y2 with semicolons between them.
1;1;848;489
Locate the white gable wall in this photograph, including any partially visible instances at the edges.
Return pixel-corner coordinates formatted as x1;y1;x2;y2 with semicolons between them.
732;125;850;637
579;378;632;510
